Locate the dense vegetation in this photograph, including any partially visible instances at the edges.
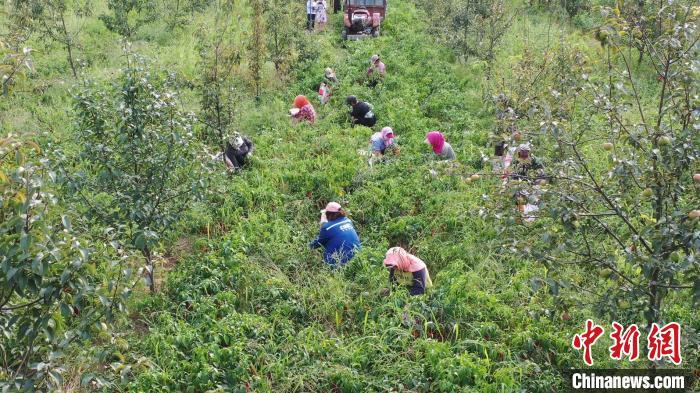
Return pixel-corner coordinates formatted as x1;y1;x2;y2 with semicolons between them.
1;0;698;391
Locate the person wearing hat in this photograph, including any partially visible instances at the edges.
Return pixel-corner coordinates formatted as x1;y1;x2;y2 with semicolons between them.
290;95;316;124
425;131;456;160
318;68;337;105
346;96;377;128
367;54;385;87
370;127;397;157
383;247;432;296
510;144;545;182
324;67;339;84
309;202;362;266
509;144;547;222
224;133;254;170
367;54;386;77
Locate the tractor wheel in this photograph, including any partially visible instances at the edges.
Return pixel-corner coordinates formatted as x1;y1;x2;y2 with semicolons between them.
341;28;348;40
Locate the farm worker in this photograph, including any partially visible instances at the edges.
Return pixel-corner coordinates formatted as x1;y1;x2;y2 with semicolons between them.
493;141;506;169
425;131;456;160
315;0;328;31
367;54;385;87
325;67;339;84
309;202;362;266
224;133;254;170
346;95;377;127
370;127;396;156
508;144;546;222
492;141;513;174
318;82;331;105
306;0;316;31
495;94;515;121
510;144;546;182
514;190;539;223
383;247;432;296
290;95;316;124
367;54;386;77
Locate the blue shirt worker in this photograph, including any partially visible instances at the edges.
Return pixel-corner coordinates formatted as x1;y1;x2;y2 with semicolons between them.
309;202;362;266
370;127;396;156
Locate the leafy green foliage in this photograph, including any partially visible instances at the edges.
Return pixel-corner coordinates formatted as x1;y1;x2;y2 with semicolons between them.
99;0;153;38
247;0;266;98
490;0;700;326
264;0;304;77
11;0;93;78
421;0;513;65
157;0;216;30
560;0;589;18
196;1;243;147
0;43;34;96
70;49;209;291
0;136;134;391
527;0;590;18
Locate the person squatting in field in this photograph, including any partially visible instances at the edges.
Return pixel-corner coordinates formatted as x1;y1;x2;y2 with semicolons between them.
324;67;339;84
509;144;546;182
425;131;456;160
368;126;399;166
367;54;385;87
346;95;377;127
370;127;397;156
309;202;362;266
318;82;331;105
367;54;386;77
224;134;254;170
492;140;522;175
290;95;316;124
384;247;432;296
508;144;549;222
319;68;338;105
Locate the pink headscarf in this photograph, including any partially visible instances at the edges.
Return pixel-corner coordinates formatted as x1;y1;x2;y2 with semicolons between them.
381;127;394;145
426;131;445;154
383;247;427;273
381;127;394;139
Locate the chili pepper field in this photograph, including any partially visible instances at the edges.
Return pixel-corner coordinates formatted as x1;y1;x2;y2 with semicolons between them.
1;0;698;391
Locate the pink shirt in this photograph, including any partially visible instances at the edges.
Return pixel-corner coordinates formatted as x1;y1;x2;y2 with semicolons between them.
368;61;386;76
383;247;426;272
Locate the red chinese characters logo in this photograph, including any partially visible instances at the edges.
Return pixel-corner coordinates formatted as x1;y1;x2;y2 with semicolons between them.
647;322;682;365
609;322;640;361
572;321;682;365
572;319;605;366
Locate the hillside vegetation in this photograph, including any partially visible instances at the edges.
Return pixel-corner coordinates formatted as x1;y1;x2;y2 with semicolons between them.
1;0;698;391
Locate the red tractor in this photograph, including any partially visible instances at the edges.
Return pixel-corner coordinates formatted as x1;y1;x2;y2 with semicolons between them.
342;0;386;40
